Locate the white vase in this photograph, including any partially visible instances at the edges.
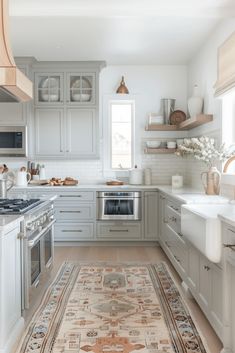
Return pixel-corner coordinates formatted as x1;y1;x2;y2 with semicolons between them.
188;85;203;118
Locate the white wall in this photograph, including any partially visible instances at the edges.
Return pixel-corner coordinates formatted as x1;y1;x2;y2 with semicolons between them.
4;64;188;184
100;65;188;184
187;18;235;192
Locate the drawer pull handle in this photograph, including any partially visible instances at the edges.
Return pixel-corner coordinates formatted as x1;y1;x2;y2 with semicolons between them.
174;255;181;263
204;265;210;271
60;210;81;213
224;244;235;252
62;230;82;232
60;195;82;198
109;229;129;232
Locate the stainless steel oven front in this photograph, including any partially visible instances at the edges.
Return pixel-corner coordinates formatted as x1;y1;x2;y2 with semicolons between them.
97;191;141;220
23;206;55;310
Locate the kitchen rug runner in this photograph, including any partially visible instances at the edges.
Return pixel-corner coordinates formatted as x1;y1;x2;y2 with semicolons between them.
17;262;208;353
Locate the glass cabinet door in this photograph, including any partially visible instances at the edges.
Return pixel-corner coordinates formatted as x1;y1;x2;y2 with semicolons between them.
35;73;63;104
67;73;95;104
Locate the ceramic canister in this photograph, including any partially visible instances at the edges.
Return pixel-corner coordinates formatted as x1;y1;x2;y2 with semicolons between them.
188;85;203;118
129;166;143;185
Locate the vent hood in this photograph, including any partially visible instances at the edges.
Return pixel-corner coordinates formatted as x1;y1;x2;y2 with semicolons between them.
0;0;33;102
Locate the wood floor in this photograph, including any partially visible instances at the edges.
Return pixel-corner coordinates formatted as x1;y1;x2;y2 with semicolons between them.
23;245;223;353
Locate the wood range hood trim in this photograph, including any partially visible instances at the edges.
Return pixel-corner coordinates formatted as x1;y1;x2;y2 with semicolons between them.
0;0;33;102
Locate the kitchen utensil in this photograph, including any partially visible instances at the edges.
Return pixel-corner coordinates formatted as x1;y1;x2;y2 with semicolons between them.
129;166;143;185
16;171;31;186
169;110;186;125
146;141;161;148
0;178;14;198
161;98;176;124
167;141;177;149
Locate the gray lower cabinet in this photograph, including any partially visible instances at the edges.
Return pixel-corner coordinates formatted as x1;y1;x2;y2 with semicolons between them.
53;191;95;241
158;193;223;340
55;223;94;241
144;191;158;240
96;222;142;240
35;108;97;158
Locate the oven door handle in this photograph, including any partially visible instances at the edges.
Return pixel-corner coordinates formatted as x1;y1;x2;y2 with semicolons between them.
28;219;56;248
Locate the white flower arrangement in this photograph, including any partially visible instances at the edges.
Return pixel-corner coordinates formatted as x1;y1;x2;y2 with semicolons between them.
176;136;235;167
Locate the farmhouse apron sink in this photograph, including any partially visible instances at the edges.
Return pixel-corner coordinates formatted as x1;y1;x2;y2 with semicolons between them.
181;204;235;263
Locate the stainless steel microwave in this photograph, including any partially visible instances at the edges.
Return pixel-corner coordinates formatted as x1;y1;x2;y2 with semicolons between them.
0;126;27;156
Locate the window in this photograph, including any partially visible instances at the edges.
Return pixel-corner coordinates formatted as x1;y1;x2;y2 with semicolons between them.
109;100;134;170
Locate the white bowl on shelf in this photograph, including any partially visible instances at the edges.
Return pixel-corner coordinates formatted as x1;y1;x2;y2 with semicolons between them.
41;93;59;102
146;141;161;148
72;93;91;102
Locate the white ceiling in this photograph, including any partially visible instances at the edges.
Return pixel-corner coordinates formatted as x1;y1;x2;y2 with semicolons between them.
8;0;235;65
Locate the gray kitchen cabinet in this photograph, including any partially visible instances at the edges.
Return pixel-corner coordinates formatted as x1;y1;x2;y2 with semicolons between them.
187;245;200;294
35;108;65;157
32;61;105;158
96;222;142;240
66;73;96;105
34;73;64;105
144;191;158;240
158;193;166;243
53;191;96;242
66;108;97;157
34;108;97;158
0;220;23;353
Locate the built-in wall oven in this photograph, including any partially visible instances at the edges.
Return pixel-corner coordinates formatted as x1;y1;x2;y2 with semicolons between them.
97;191;141;220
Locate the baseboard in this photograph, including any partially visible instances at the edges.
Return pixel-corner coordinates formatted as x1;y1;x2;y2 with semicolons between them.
55;241;160;247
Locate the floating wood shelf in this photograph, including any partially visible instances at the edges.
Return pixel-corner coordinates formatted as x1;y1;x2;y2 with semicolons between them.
144;148;177;154
145;114;213;131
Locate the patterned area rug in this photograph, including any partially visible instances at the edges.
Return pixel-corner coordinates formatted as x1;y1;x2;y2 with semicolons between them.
18;262;208;353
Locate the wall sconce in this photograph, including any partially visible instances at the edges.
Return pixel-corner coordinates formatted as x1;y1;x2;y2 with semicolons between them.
116;76;129;94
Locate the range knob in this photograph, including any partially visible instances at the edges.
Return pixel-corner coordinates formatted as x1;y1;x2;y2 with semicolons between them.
26;223;34;231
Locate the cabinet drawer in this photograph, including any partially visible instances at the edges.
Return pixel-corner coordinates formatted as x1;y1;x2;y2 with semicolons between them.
97;222;142;240
166;199;181;214
55;205;94;221
165;205;181;235
56;192;94;202
55;223;94;241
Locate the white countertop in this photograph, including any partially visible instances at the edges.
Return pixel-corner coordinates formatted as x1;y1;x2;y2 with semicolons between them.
0;215;23;235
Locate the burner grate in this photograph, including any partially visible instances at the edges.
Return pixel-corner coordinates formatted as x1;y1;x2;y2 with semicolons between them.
0;199;42;214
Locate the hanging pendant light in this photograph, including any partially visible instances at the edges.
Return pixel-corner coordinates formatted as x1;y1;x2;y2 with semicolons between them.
116;76;129;94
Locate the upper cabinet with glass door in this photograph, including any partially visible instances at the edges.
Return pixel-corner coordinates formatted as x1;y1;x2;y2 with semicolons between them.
35;73;63;105
67;73;95;105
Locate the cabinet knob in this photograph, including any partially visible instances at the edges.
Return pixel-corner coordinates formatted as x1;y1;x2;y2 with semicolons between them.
163;218;168;224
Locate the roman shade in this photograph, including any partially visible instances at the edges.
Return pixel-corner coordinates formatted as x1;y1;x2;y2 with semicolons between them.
214;31;235;97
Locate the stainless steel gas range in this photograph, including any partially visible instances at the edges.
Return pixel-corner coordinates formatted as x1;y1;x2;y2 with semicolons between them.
0;198;55;310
